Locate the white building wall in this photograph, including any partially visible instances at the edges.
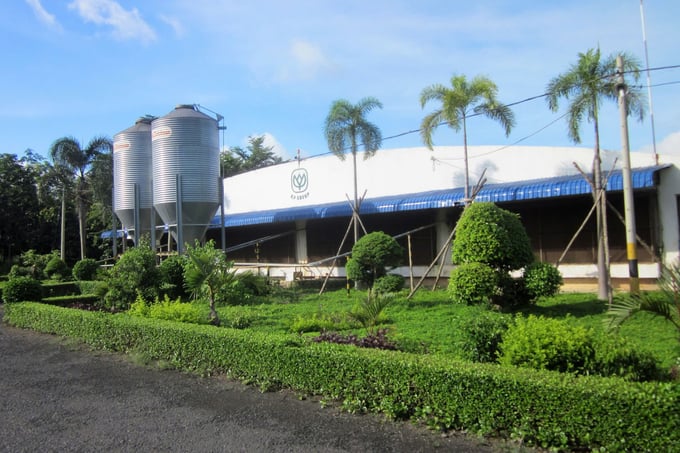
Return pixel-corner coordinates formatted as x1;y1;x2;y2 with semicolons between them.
222;145;661;214
221;146;680;275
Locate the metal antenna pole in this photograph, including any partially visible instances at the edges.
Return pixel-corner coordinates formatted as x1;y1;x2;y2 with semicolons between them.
640;0;659;164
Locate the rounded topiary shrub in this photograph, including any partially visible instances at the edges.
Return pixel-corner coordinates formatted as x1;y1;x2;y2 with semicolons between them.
72;258;100;281
499;315;596;374
523;261;563;299
346;231;403;288
372;273;405;294
45;256;69;281
452;202;534;272
3;276;43;303
448;262;498;305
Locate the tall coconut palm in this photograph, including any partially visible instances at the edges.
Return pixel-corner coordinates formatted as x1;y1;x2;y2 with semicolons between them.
546;48;645;301
50;136;113;260
420;74;515;202
324;97;383;244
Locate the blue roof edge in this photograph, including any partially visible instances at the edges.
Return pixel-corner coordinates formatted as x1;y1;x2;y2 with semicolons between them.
204;164;668;228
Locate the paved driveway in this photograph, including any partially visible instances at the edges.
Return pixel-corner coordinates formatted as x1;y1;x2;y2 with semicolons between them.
0;306;507;452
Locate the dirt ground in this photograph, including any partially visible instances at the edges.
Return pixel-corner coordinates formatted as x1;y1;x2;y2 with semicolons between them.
0;305;521;453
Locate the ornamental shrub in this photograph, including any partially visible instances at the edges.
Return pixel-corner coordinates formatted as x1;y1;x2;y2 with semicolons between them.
105;246;160;310
158;254;187;299
372;273;404;294
3;276;43;302
447;262;498;305
45;255;69;281
452;202;534;272
499;315;596;374
592;334;664;382
346;231;403;288
460;311;510;363
72;258;100;281
524;261;563;299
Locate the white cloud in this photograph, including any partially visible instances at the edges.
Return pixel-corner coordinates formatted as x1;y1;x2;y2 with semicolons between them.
258;132;291;160
25;0;62;31
68;0;156;43
656;131;680;156
276;39;337;82
159;14;184;38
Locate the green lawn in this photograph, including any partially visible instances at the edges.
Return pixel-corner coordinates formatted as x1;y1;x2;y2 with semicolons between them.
208;286;679;371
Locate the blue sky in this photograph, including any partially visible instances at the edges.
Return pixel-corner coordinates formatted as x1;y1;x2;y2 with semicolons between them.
2;0;679;161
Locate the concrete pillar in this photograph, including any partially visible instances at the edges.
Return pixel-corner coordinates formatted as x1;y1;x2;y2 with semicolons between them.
295;220;308;263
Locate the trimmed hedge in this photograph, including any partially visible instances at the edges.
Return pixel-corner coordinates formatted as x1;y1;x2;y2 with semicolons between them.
4;302;679;451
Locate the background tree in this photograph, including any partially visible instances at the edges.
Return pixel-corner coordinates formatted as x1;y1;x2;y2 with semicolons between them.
220;135;283;178
49;136;113;260
87;151;115;259
546;48;645;301
0;154;40;269
420;74;515;202
324;97;383;244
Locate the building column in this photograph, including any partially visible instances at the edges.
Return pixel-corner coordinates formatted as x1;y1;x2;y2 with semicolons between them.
435;210;452;266
295;220;308;264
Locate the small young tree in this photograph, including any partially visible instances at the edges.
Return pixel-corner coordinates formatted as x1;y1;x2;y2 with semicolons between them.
345;231;403;289
183;240;237;326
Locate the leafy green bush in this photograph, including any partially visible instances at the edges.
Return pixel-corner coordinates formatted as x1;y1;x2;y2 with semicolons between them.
42;281;80;297
44;256;69;281
5;302;678;451
105;247;160;310
447;262;498;305
8;264;41;280
460;311;510;363
372;274;404;294
346;231;403;288
499;315;596;374
128;294;207;324
72;258;100;281
217;272;272;305
592;334;664;382
3;276;43;302
159;254;187;299
452;202;534;272
524;262;563;299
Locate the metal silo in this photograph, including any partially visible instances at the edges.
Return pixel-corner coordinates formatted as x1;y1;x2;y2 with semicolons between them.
113;116;157;245
152;104;220;252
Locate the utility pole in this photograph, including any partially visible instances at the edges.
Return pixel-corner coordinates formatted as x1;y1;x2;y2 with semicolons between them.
616;55;640;294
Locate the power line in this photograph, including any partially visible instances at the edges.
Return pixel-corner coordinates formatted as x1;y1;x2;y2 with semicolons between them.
315;64;680;157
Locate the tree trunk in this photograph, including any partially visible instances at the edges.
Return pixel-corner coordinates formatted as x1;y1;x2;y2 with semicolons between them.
77;197;87;261
60;186;66;261
593;121;610;301
462;115;470;204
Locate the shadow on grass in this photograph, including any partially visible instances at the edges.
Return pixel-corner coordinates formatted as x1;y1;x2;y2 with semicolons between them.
517;294;608;319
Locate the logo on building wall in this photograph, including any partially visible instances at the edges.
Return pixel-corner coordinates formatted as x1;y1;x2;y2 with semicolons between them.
291;167;309;200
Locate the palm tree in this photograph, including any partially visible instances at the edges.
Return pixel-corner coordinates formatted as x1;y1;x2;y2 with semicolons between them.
50;136;113;260
546;48;645;301
606;261;680;336
324;97;383;244
420;74;515;202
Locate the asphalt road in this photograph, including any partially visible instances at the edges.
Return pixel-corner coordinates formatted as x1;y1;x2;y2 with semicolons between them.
0;306;510;453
